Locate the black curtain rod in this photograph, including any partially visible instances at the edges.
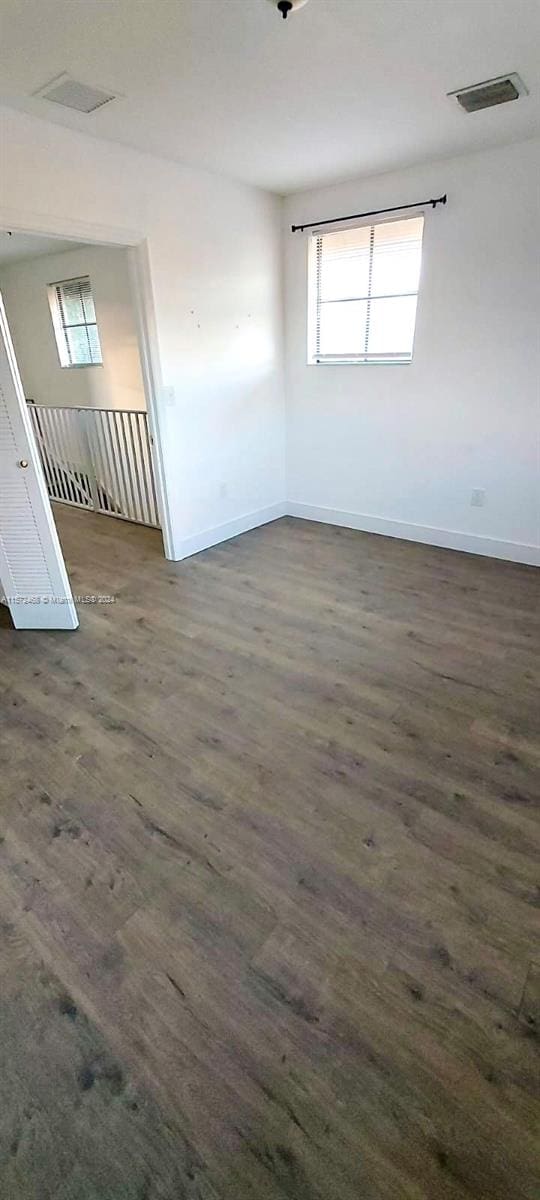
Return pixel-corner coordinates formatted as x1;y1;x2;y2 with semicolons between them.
291;193;447;233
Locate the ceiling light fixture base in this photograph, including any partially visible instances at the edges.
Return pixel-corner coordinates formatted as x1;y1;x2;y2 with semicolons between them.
267;0;309;19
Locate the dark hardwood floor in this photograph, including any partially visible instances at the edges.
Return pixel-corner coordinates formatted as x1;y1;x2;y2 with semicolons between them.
1;504;539;1200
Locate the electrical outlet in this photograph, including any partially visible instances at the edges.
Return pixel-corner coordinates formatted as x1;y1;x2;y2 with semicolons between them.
471;488;486;507
219;482;228;499
163;386;175;408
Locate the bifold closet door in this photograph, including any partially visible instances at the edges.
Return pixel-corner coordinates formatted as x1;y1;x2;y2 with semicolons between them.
0;295;78;631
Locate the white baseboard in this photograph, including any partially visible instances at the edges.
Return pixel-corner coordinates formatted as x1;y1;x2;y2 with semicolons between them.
287;502;540;567
172;499;539;567
174;502;288;560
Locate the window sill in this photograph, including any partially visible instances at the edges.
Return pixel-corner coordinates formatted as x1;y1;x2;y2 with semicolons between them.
60;363;103;369
308;359;413;366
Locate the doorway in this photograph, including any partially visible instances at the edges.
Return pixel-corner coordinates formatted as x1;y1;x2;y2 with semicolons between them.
0;216;173;558
0;222;173;631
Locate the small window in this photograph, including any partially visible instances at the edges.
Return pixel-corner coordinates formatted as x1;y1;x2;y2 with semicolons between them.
308;215;424;364
48;276;103;367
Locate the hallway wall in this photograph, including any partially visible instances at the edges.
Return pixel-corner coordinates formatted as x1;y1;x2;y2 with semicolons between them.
0;243;146;412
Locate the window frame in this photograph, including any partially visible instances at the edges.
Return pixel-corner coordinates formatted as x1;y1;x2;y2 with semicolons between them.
48;275;103;369
307;212;424;367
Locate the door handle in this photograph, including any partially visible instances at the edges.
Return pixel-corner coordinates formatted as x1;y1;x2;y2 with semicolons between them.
18;460;29;468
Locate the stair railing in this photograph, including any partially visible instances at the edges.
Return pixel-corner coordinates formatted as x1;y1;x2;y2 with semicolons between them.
27;402;160;528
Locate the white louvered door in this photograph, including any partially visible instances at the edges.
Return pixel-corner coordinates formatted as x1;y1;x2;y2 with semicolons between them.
0;296;78;630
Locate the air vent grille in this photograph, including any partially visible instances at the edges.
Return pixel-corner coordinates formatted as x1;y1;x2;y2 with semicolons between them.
33;73;117;113
447;73;527;113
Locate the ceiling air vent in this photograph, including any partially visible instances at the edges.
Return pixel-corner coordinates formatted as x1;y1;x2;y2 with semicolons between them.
447;73;528;113
33;73;118;113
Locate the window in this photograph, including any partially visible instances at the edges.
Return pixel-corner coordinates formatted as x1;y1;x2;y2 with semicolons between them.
48;276;103;367
308;215;424;364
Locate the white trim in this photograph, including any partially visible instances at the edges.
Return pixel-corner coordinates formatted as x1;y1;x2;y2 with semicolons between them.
175;503;288;560
286;502;540;567
0;208;142;247
127;243;175;559
308;357;413;366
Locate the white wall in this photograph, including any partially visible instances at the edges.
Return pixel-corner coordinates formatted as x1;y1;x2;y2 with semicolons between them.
284;138;540;565
0;107;285;560
0;243;146;411
2;110;537;568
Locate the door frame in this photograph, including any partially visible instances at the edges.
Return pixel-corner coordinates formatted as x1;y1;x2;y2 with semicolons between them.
0;208;174;560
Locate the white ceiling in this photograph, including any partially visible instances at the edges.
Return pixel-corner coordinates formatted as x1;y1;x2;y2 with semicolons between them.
0;232;87;266
0;0;539;194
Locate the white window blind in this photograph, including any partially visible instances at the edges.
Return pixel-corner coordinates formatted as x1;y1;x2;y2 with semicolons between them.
49;276;102;367
309;214;424;364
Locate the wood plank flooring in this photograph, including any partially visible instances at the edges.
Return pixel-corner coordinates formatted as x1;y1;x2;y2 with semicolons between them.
1;505;539;1200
